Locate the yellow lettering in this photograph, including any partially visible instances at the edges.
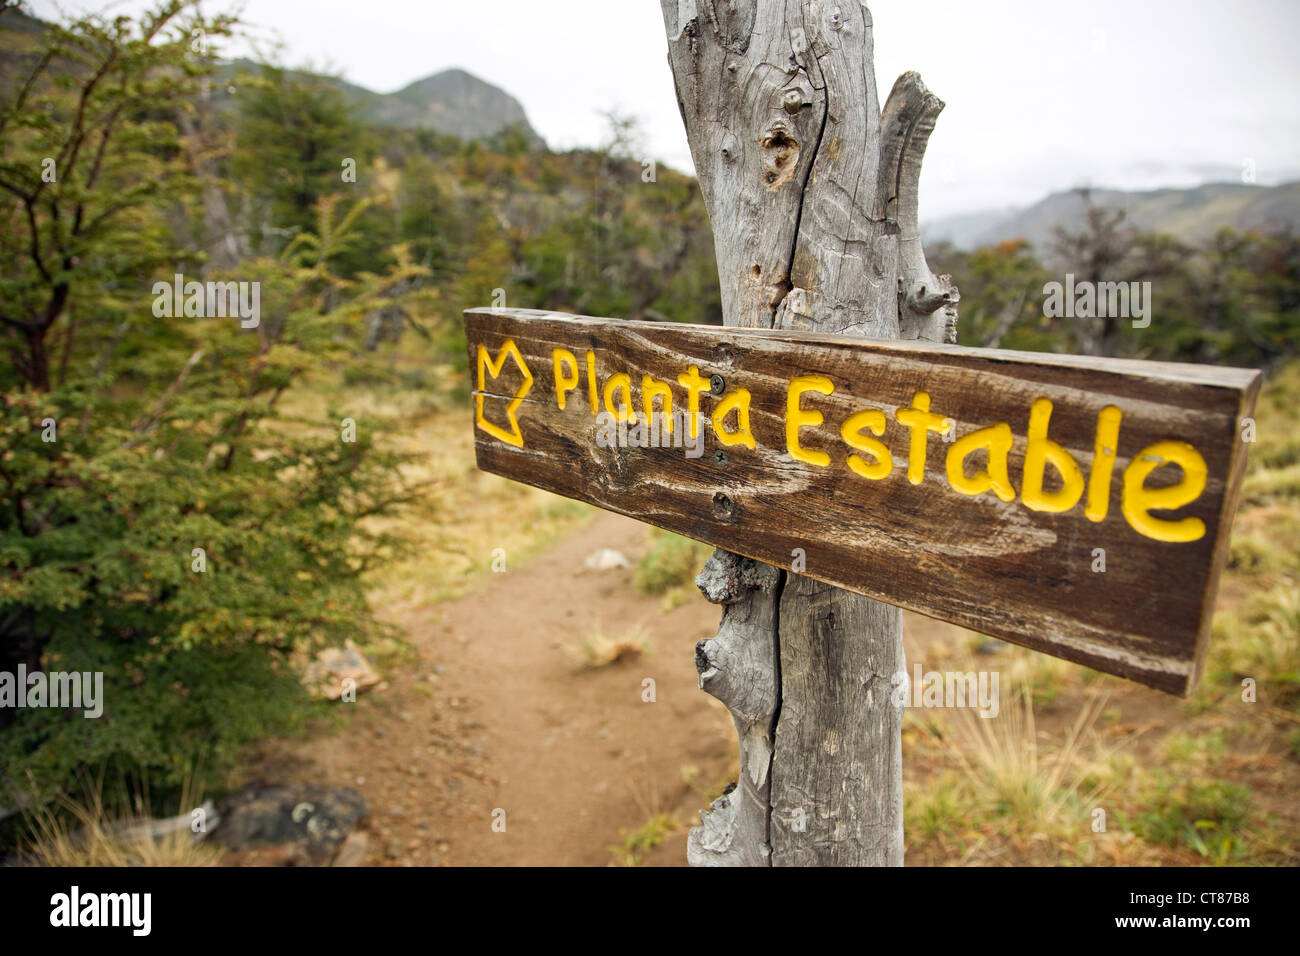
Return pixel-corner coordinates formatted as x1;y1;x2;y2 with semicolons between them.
585;350;598;414
602;373;636;423
553;349;579;410
641;375;674;434
1121;441;1207;542
945;423;1016;502
1085;405;1123;522
676;366;710;439
713;389;756;449
841;408;893;480
786;375;834;467
895;391;948;485
1021;397;1084;512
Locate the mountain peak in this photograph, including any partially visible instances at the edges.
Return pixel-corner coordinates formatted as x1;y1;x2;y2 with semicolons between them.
384;67;541;144
206;58;542;147
397;67;479;91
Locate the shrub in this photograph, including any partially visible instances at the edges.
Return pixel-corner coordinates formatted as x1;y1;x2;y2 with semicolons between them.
634;530;710;596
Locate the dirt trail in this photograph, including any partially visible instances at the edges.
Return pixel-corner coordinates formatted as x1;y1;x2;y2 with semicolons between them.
244;485;1298;866
245;509;1007;866
245;505;985;866
256;511;734;865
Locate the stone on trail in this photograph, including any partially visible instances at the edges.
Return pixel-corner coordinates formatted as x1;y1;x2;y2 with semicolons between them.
583;547;630;571
211;785;367;865
301;639;380;700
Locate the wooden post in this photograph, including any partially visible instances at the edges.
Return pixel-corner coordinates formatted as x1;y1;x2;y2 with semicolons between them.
660;0;957;866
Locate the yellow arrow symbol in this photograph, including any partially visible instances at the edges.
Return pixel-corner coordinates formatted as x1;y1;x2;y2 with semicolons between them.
475;338;533;447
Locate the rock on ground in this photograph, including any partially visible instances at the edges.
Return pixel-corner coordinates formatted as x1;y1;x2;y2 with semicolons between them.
211;785;367;865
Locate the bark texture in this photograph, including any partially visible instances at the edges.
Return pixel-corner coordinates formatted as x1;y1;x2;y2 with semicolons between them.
661;0;954;866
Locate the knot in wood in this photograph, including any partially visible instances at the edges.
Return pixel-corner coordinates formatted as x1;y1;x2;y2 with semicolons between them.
720;131;740;163
712;491;736;519
759;125;799;189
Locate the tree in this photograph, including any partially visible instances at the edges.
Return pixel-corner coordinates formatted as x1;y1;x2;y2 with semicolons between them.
0;0;235;391
518;110;720;323
0;3;428;809
931;239;1053;350
1049;188;1139;356
230;65;370;246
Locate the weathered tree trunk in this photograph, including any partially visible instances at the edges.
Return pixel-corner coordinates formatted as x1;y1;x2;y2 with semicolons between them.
179;85;247;273
661;0;956;866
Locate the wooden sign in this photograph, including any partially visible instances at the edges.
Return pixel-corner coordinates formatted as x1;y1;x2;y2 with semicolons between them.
465;307;1261;695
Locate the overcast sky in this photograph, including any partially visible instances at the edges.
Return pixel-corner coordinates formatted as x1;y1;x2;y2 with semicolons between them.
28;0;1300;220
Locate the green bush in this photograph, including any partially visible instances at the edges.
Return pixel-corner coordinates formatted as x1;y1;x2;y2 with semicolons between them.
0;1;428;808
0;376;413;797
634;530;711;596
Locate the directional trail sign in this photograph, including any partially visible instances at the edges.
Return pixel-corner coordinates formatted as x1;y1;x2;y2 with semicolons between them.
465;307;1261;696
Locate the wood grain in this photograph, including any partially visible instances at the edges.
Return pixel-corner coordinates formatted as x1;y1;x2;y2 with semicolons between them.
466;307;1261;696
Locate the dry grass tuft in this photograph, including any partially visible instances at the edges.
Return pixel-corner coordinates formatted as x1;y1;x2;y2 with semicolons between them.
18;776;221;867
569;625;653;669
